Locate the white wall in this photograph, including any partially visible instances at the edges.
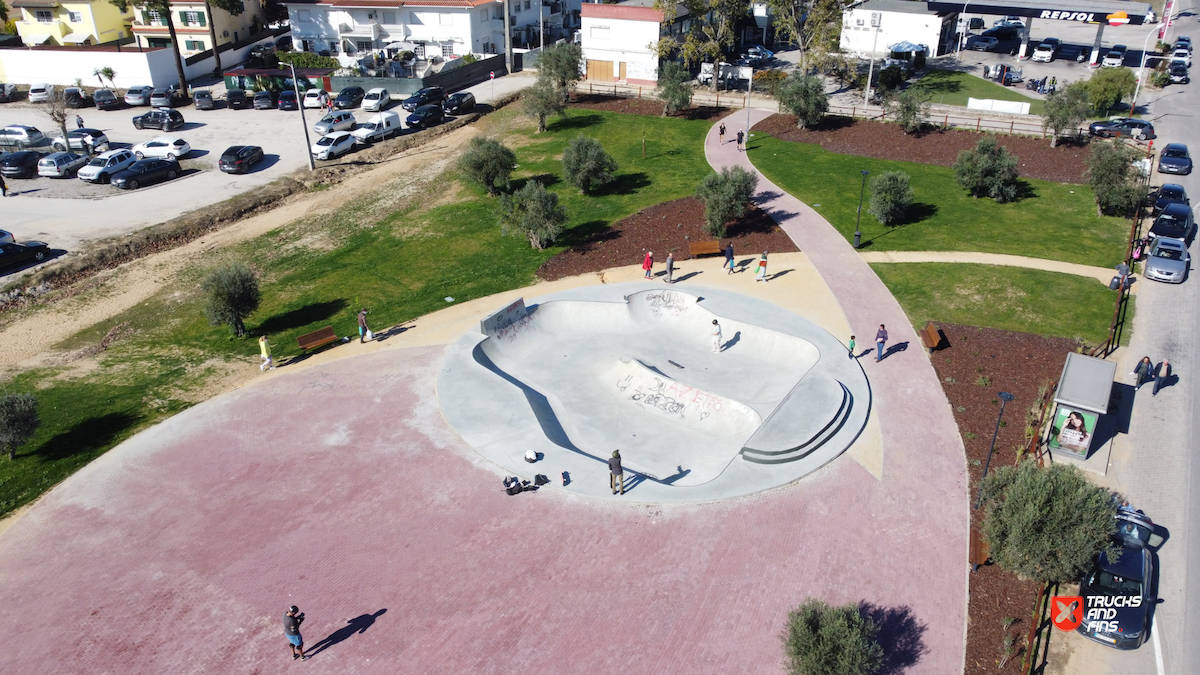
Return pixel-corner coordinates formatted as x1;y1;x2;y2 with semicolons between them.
581;14;659;83
841;8;942;58
0;47;178;88
287;3;476;56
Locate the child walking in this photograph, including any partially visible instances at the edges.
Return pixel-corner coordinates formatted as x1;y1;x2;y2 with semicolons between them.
259;336;275;371
754;251;768;282
848;335;856;359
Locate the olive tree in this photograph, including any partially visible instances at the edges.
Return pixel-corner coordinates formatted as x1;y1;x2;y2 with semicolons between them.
781;598;884;675
537;42;583;103
458;136;516;196
776;73;829;129
43;86;70;152
696;166;759;237
655;60;693;116
562;136;618;195
1087;67;1137;113
498;180;568;249
522;78;565;133
884;88;930;135
868;171;913;226
652;0;743;92
202;262;261;337
1087;140;1143;216
0;393;40;461
765;0;844;74
1042;81;1091;147
953;136;1020;202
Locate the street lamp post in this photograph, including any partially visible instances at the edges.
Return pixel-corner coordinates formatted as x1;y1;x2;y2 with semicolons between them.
746;67;753;140
287;62;316;171
854;169;869;249
539;0;544;51
864;22;881;107
1130;25;1162;115
975;391;1016;509
956;0;973;62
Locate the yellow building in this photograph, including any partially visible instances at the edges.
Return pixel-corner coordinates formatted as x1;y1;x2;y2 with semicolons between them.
131;0;264;55
12;0;134;46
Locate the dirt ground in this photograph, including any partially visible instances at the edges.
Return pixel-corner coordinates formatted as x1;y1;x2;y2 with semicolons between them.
570;93;731;121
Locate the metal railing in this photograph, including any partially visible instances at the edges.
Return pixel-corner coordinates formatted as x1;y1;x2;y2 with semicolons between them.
1021;581;1059;675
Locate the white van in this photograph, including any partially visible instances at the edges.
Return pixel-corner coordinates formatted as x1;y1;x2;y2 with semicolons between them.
351;111;402;143
362;88;391;112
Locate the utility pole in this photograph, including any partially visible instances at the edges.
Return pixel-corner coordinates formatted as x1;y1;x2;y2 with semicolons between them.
503;0;513;74
539;0;544;50
864;23;880;107
288;62;316;171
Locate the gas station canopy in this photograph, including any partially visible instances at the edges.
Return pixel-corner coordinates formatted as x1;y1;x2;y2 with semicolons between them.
925;0;1154;25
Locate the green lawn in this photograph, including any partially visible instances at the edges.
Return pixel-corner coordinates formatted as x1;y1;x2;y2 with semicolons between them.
749;135;1128;268
911;68;1045;116
0;109;714;518
872;262;1119;344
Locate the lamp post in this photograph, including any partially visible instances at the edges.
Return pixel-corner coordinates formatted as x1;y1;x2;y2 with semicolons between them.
287;62;316;171
956;0;973;62
975;391;1015;509
746;66;753;140
1130;25;1162;115
539;0;544;50
854;169;869;249
864;21;881;106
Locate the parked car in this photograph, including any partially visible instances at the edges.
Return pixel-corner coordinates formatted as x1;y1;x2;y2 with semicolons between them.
194;89;215;110
278;90;300;110
310;130;356;160
1;151;43;178
132;136;191;160
443;91;476;115
303;89;330;109
0;83;19;103
93;88;121;110
111;158;181;189
351;111;402;143
76;148;136;183
313;110;356;135
28;84;52;103
0;230;13;245
218;145;264;173
0;125;47;150
994;15;1025;27
125;85;154;106
1089;118;1155;140
1158;143;1192;174
1171;48;1192;67
982;25;1020;40
1143;237;1190;283
406;104;445;130
0;241;51;269
226;88;250;109
1040;37;1061;51
1148;202;1195;243
275;35;293;51
51;128;110;153
37;151;89;178
1103;45;1127;68
1076;511;1162;649
253;90;276;109
1176;36;1192;52
335;86;365;109
362;87;391;112
1032;43;1055;62
968;36;999;51
1150;183;1189;215
150;87;181;107
249;43;276;58
133;108;186;131
64;87;90;108
1169;62;1190;84
401;87;445;111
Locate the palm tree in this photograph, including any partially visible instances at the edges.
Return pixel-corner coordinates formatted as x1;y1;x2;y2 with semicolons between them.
203;0;245;75
101;67;117;88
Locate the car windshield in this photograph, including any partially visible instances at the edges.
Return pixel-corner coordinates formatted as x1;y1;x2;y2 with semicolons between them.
1154;246;1184;260
317;137;334;146
87;158;106;167
1164;148;1188;158
1088;569;1142;595
360;123;377;131
366;93;380;99
1162;188;1184;199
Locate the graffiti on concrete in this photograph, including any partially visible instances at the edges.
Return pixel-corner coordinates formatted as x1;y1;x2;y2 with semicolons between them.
625;375;725;422
642;291;690;318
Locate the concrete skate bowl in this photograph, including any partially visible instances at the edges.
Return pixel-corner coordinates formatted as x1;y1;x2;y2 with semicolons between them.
437;283;872;503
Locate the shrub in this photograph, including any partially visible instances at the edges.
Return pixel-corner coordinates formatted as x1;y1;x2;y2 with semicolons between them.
276;51;340;69
776;72;829;129
1041;81;1091;147
537;42;583;102
781;598;884;675
458;136;516;196
953;136;1019;202
497;180;568;249
754;68;788;96
878;64;905;92
656;60;693;116
1087;67;1137;112
868;171;913;226
522;78;565;133
461;53;478;64
884;88;929;134
980;460;1117;582
1087;140;1143;216
695;166;759;237
561;136;618;194
0;393;40;461
1150;69;1171;88
202;262;261;337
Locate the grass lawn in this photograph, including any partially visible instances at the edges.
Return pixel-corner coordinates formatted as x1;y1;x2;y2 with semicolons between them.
0;109;714;518
911;69;1045;116
871;262;1120;344
750;135;1128;268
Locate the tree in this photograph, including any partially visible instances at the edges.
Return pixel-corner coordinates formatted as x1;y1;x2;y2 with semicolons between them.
753;69;788;96
204;0;246;75
1087;140;1143;216
776;72;829;129
766;0;843;74
458;136;516;196
522;78;564;133
202;263;261;337
0;393;40;461
655;60;693;116
877;64;905;93
884;88;930;135
1087;67;1137;113
498;180;568;249
1042;81;1090;147
110;0;188;94
43;86;70;153
652;0;744;91
781;598;884;675
953;136;1020;202
695;166;759;237
979;460;1117;583
537;42;583;103
562;136;618;195
868;171;913;226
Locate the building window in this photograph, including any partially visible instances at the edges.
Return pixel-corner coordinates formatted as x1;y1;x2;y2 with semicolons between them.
356;39;373;52
439;13;452;25
441;43;454;57
297;9;311;22
329;40;340;54
413;42;425;58
146;10;163;24
524;0;530;9
590;26;609;40
181;11;205;26
185;39;205;50
35;10;53;22
68;11;82;22
382;11;396;24
148;37;171;48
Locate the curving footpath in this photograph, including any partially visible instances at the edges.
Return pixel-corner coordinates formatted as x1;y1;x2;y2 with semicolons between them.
709;110;970;675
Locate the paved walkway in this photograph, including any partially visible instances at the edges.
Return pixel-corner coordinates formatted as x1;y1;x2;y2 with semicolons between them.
859;250;1120;285
708;109;970;675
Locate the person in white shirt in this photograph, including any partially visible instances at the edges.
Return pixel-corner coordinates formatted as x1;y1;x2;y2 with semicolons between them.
711;319;723;353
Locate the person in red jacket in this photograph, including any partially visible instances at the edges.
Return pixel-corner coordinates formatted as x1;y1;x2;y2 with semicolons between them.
642;250;654;279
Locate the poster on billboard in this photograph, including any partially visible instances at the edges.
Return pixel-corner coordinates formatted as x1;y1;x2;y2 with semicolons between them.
1048;405;1099;456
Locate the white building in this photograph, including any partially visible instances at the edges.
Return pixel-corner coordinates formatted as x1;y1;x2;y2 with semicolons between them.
841;0;956;58
581;0;684;85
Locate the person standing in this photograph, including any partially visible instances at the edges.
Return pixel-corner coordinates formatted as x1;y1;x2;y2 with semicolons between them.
0;173;7;198
719;122;726;144
608;450;624;495
284;606;308;661
642;250;654;279
258;336;275;371
711;319;723;353
754;251;768;282
736;129;745;152
75;114;84;129
664;252;675;284
357;308;371;343
1153;360;1171;396
875;324;888;362
724;242;735;274
1132;356;1154;390
848;335;856;359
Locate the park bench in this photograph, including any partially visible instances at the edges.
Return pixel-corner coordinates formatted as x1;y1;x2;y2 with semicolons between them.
969;527;990;571
297;326;339;352
919;321;943;353
688;240;723;258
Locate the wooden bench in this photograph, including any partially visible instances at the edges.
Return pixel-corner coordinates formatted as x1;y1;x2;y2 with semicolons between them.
919;321;943;353
297;326;339;352
688;240;723;257
969;527;990;571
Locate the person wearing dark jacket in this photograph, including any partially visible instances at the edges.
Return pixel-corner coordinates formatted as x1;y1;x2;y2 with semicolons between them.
1132;356;1154;390
875;324;888;362
608;450;624;495
1153;360;1171;396
724;243;734;274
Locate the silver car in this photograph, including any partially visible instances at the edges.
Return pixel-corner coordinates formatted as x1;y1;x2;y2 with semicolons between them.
37;152;89;178
51;128;110;153
125;86;154;106
313;110;356;135
1143;237;1190;283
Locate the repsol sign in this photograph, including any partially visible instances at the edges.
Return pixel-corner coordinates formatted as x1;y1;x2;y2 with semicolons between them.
1039;10;1097;21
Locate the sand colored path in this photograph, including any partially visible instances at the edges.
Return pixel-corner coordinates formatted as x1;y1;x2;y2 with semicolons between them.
859;250;1120;284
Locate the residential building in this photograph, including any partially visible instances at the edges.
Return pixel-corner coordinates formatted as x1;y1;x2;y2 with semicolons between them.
581;0;686;85
840;0;956;57
11;0;135;46
131;0;265;55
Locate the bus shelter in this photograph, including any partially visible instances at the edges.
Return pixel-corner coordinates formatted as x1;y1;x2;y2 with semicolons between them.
1048;352;1117;458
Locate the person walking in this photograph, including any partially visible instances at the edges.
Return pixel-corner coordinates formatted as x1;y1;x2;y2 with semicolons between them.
848;335;856;359
754;251;768;282
875;324;888;362
258;335;275;371
75;114;84;129
357;308;371;343
1132;356;1154;390
736;129;745;152
642;250;654;279
724;242;735;274
719;123;726;144
1153;359;1171;396
609;450;624;495
711;319;723;353
664;252;675;284
284;606;308;661
0;173;7;198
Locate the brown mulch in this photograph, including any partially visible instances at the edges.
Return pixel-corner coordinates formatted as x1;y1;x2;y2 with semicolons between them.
752;114;1091;184
536;197;797;281
569;94;731;122
929;323;1081;675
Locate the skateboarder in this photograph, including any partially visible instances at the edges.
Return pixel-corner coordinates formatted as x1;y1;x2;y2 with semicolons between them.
609;450;624;495
711;319;723;353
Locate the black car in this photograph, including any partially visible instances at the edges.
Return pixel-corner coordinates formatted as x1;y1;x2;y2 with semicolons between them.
111;158;181;189
335;86;365;109
1158;143;1192;175
194;90;215;110
64;87;90;108
0;241;50;270
1150;183;1189;215
1169;62;1189;84
1076;510;1162;650
278;90;299;110
93;88;121;110
1149;202;1196;243
406;104;445;129
226;88;250;110
1089;118;1155;140
443;92;476;114
982;25;1020;40
253;90;276;109
219;145;265;173
133;108;185;131
401;87;446;111
1;151;42;178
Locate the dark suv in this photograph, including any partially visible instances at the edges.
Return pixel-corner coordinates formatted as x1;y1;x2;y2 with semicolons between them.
226;88;250;109
401;87;446;111
1076;510;1163;650
132;108;186;131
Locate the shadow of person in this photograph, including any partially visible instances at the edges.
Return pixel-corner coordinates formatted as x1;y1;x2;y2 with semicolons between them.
722;331;742;350
306;609;387;658
880;342;909;361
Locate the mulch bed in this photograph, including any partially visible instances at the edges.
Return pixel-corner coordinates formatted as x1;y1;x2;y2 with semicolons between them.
752;114;1091;184
536;197;797;281
929;323;1081;675
569;94;731;122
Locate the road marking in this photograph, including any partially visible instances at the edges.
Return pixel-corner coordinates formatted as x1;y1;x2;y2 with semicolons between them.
1153;622;1165;675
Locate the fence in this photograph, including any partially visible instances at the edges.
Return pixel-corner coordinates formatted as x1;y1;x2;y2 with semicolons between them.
1021;581;1059;675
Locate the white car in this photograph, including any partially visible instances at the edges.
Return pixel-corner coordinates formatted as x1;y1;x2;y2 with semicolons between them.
1032;44;1054;62
310;130;355;160
994;16;1025;28
1103;45;1127;68
76;148;136;183
303;89;330;109
362;87;391;112
28;83;52;103
132;136;191;160
1171;49;1192;67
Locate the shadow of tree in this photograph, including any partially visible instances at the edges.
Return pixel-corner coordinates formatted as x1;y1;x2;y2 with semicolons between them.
860;603;929;675
32;411;142;462
558;220;612;248
254;299;348;335
894;202;938;226
510;173;562;192
591;172;650;197
549;113;604;131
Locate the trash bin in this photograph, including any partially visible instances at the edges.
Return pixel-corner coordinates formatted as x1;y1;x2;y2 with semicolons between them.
1109;276;1121;290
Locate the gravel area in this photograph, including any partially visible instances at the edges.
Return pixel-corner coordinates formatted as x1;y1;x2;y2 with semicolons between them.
6;167;205;200
570;94;731;121
752;114;1091;184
